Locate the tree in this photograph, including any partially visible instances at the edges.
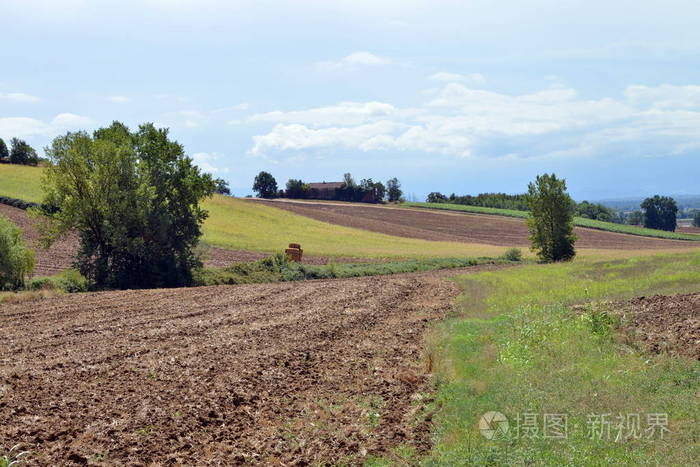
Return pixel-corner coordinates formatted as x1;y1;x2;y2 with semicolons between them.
285;179;308;199
40;122;215;289
9;138;39;166
641;195;677;231
253;171;278;198
0;137;8;161
0;215;35;290
359;178;386;203
627;210;643;225
373;181;386;203
576;200;613;222
694;211;700;228
386;177;402;202
426;192;447;203
526;173;577;262
214;178;231;195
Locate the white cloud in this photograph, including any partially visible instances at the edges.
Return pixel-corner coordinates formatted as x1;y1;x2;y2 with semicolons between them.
248;82;700;160
51;113;94;128
107;95;130;104
251;121;405;155
429;72;486;84
317;51;392;70
249;101;399;127
192;151;230;173
0;113;94;140
625;84;700;109
0;92;41;103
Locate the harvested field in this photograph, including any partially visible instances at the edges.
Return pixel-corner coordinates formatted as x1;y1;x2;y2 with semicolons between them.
617;293;700;360
0;203;359;275
0;266;504;464
254;199;696;250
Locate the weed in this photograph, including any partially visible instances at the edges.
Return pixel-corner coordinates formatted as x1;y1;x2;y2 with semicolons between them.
502;247;523;262
1;445;29;467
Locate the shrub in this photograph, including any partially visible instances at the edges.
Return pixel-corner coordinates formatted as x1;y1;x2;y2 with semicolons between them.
27;269;89;293
502;248;523;262
0;215;35;290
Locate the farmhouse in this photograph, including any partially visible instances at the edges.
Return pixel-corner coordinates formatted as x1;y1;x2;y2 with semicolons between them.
307;181;343;200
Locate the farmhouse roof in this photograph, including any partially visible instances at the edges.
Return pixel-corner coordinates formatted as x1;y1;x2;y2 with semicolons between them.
307;182;343;190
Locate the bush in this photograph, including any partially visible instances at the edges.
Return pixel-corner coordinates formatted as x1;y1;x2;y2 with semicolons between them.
0;215;35;290
502;248;523;262
27;269;89;293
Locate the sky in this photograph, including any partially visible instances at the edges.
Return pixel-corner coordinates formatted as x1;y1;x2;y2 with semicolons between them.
1;0;700;201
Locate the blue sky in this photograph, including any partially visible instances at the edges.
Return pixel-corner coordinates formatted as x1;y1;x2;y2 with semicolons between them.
2;0;700;201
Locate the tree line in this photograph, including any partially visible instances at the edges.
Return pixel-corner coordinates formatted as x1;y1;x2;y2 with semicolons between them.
426;190;682;231
0;137;40;166
253;171;403;203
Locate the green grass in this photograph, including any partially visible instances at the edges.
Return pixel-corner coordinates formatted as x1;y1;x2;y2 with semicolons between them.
422;252;700;465
194;253;513;286
0;163;44;203
201;195;509;259
404;201;700;242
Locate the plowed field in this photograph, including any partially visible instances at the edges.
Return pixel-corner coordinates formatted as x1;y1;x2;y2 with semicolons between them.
0;266;503;465
254;200;696;250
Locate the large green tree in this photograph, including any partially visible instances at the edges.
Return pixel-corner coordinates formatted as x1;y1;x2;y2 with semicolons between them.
9;138;39;165
0;137;8;161
40;122;215;289
253;171;278;198
526;173;577;262
641;195;678;231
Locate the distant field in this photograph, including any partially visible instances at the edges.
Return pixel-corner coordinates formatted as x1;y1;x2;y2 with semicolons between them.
2;165;698;259
0;164;509;259
404;201;700;241
0;163;44;203
202;196;508;258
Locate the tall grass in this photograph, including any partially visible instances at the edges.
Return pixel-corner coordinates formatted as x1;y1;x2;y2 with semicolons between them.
404;201;700;242
423;252;700;465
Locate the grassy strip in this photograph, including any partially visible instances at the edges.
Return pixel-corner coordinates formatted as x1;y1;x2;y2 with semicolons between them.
422;252;700;465
194;253;515;286
404;201;700;242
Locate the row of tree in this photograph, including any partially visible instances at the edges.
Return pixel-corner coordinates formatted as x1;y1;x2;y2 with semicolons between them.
252;171;403;203
0;137;39;166
426;190;682;231
426;190;616;222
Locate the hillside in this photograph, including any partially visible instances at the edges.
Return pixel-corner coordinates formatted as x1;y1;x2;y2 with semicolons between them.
0;164;507;260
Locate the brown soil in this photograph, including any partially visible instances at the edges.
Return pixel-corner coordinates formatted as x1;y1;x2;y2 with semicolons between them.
0;204;365;276
254;199;696;250
617;293;700;360
677;225;700;234
0;266;503;465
